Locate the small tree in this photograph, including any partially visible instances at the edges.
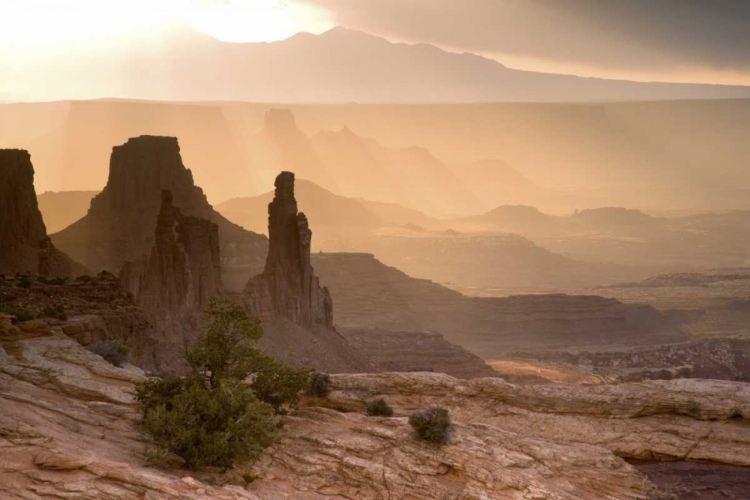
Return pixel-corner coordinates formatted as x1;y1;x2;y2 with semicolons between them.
409;405;453;444
136;298;311;470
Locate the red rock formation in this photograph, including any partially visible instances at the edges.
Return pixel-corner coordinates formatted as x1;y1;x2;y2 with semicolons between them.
244;172;333;328
0;149;83;277
122;190;222;314
52;136;266;284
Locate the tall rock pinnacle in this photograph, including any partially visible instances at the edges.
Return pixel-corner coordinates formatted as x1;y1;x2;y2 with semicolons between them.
244;171;333;328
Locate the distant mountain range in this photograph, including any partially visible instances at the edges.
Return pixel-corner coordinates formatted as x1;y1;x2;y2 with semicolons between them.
4;24;750;103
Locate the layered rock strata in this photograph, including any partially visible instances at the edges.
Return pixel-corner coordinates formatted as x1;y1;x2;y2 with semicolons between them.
0;149;83;277
51;136;267;284
324;372;750;466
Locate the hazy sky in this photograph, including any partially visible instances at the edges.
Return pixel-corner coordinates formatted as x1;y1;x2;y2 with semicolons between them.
1;0;749;85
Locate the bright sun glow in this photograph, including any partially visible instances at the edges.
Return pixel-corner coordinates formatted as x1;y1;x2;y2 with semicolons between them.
0;0;333;47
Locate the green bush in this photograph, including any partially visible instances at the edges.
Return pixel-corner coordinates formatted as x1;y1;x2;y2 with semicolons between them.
409;405;453;444
251;359;311;414
88;340;130;367
41;305;67;321
308;371;332;397
0;303;37;322
141;378;276;470
366;398;394;417
136;298;311;470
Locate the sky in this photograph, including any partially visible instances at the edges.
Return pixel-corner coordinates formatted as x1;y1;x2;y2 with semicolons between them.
0;0;749;86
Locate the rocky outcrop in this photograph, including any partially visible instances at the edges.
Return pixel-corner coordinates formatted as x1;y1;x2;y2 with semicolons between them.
119;190;222;371
0;271;151;366
244;172;333;329
0;322;673;500
121;190;221;315
51;136;267;284
0;149;83;277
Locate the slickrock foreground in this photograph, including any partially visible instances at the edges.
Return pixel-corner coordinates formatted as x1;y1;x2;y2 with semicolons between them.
0;149;84;277
325;372;750;466
0;317;676;499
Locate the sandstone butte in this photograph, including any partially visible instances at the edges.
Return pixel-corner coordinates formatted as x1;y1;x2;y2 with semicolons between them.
0;149;84;277
3;313;749;499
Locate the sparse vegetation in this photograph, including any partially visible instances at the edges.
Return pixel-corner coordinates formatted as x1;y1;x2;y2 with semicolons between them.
242;472;258;485
17;275;32;288
308;371;332;397
366;398;394;417
409;405;453;444
41;305;67;321
88;340;131;367
135;298;311;470
0;303;37;322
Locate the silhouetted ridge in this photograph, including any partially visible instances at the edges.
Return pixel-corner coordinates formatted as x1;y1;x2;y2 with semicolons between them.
0;149;83;276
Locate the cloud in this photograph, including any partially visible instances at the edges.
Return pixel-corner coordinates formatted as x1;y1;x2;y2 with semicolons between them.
304;0;750;75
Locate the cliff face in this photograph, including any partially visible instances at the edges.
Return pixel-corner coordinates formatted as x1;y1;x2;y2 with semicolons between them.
120;190;222;371
244;172;333;329
52;136;267;283
0;149;83;277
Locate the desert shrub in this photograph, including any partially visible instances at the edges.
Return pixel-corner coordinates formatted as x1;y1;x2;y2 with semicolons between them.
409;405;453;444
0;303;37;322
17;275;32;288
41;305;67;321
141;378;276;470
366;398;394;417
47;277;69;286
136;298;311;470
251;359;311;414
76;275;93;283
88;340;131;367
242;472;258;485
308;371;332;397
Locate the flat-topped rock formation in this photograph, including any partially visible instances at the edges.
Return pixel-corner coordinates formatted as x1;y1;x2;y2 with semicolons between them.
0;320;680;500
51;136;267;284
0;149;84;277
244;172;333;329
312;252;685;359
